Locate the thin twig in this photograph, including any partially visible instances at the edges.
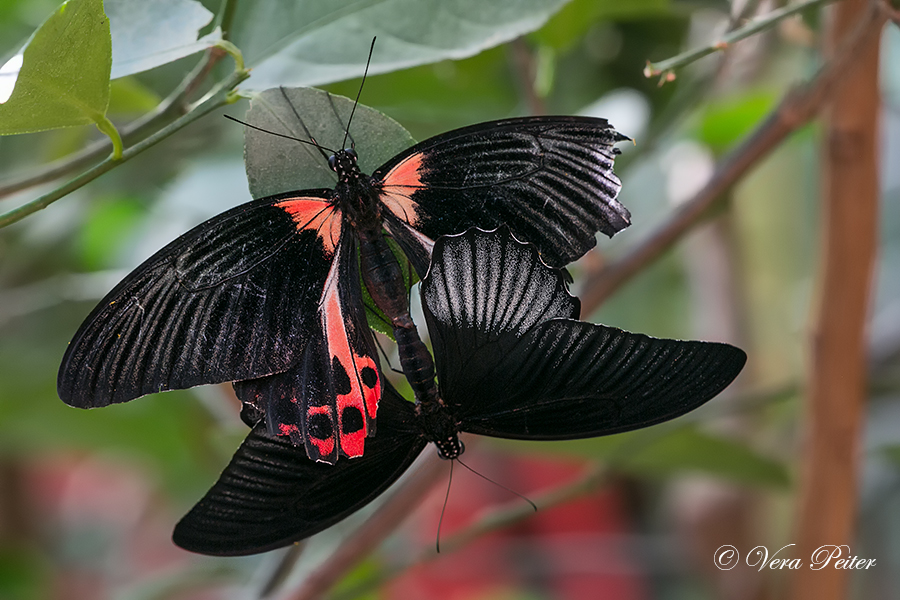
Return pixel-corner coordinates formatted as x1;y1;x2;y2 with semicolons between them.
582;0;889;314
644;0;837;81
282;453;447;600
330;464;611;600
0;67;249;229
217;0;240;41
509;38;547;116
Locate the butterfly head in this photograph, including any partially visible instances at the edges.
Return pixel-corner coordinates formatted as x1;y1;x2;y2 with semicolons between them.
435;436;464;460
328;148;360;182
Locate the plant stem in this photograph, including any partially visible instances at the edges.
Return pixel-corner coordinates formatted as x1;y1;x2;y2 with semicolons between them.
0;68;249;229
217;0;240;41
644;0;837;80
94;114;123;159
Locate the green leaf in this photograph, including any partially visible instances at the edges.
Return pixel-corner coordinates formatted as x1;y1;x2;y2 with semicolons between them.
361;237;418;338
499;426;790;488
696;90;777;154
77;195;146;270
0;548;46;600
106;0;221;79
242;87;416;199
107;77;162;114
880;444;900;468
619;427;790;488
229;0;570;90
0;0;111;135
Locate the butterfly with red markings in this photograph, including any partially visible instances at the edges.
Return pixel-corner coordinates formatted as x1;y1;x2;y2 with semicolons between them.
57;87;631;464
172;227;747;556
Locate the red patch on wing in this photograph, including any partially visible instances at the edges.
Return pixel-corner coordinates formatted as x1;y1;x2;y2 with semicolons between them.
278;423;299;436
320;246;381;459
305;405;336;458
276;197;341;255
380;153;424;225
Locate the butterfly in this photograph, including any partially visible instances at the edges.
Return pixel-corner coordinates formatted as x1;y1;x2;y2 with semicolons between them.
57;86;631;464
172;226;748;556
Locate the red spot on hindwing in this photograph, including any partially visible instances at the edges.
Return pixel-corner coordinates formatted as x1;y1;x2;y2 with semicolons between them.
320;246;380;459
380;153;424;226
278;423;299;436
305;405;336;458
276;197;341;255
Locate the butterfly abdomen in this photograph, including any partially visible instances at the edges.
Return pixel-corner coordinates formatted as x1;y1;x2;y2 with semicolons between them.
356;226;439;404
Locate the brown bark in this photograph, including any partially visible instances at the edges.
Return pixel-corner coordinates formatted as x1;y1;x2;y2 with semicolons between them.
789;0;881;598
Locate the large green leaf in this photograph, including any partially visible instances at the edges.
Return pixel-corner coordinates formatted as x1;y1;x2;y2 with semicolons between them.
106;0;221;79
229;0;571;90
0;0;111;134
242;87;416;198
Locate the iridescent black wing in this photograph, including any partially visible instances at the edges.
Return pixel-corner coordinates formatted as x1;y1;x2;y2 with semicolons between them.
422;228;747;439
376;116;629;274
173;383;425;556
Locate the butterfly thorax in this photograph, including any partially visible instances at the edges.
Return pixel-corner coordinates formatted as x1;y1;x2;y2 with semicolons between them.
415;399;463;460
329;148;382;229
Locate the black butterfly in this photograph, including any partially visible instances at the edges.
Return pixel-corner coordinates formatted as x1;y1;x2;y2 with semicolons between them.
172;227;747;556
57;87;630;464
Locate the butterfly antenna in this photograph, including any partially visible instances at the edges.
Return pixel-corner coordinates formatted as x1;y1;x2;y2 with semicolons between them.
456;457;537;512
435;459;454;554
278;87;332;162
326;92;355;150
224;115;335;154
342;37;376;150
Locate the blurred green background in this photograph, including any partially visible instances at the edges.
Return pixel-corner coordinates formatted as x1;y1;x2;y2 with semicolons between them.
1;0;899;598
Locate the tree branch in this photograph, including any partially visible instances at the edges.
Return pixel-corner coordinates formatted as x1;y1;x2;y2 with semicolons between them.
282;452;448;600
789;0;882;596
644;0;837;81
330;464;611;600
581;0;889;314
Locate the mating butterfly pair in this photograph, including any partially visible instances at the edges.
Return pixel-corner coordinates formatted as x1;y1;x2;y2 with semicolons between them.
57;88;746;556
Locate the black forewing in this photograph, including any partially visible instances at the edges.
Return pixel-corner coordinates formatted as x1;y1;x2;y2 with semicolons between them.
58;191;338;408
376;116;629;271
422;229;747;440
173;384;425;556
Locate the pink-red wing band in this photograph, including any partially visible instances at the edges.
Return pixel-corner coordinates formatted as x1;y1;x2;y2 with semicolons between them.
275;197;381;461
